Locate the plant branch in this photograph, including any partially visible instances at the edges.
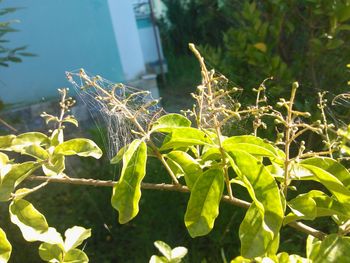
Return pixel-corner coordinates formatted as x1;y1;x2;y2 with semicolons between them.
27;175;326;240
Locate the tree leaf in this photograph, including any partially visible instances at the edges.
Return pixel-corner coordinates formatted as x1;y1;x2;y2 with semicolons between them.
167;151;202;189
154;240;172;260
63;249;89;263
0;162;37;201
227;150;283;258
310;234;350;262
111;139;147;224
20;145;49;160
54;139;102;159
0;135;16;150
151;113;191;132
300;163;350;204
301;157;350;189
42;155;65;177
38;243;63;262
62;116;79;127
284;190;350;225
9;199;63;244
160;128;211;151
0;227;11;263
184;168;224;237
171;246;188;261
11;132;49;152
149;255;168;263
110;145;127;164
223;135;284;163
64;226;91;251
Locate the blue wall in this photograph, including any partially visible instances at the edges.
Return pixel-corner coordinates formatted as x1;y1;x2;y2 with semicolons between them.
0;0;124;104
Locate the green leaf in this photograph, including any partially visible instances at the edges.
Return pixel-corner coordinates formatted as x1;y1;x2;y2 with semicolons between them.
150;255;168;263
284;190;350;225
42;155;65;177
171;246;188;262
38;243;63;262
11;132;49;152
54;138;102;159
310;234;350;262
0;227;11;263
227;150;283;258
167;151;202;189
184;168;224;237
160;128;211;151
20;145;49;160
306;235;321;260
64;226;91;251
110;145;127;164
0;135;15;150
154;240;172;260
223;135;284;162
0;162;37;201
50;129;64;147
300;163;350;204
9;199;63;243
151;114;191;133
301;157;350;189
111;139;147;224
62;116;79;127
63;249;89;263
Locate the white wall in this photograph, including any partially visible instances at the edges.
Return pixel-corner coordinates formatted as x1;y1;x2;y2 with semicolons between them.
107;0;146;81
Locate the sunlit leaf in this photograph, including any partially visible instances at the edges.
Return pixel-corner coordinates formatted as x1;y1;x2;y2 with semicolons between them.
300;162;350;204
167;151;202;189
185;168;224;237
38;243;63;262
63;249;88;263
110;145;127;164
310;234;350;262
0;227;11;263
111;139;147;224
11;132;49;152
9;199;63;244
0;162;37;201
42;155;65;177
284;190;350;225
171;246;188;261
62;116;79;127
149;255;168;263
20;144;49;160
151;113;191;133
154;240;172;260
64;226;91;251
0;135;15;150
227;150;283;258
160;128;211;151
223;135;284;163
54;138;102;159
301;157;350;189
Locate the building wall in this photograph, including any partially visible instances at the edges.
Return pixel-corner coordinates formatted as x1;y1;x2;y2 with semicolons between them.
0;0;131;104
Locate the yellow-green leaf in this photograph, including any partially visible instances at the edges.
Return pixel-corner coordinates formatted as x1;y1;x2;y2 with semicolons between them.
160;128;211;151
9;199;62;244
151;113;191;133
111;139;147;224
63;249;88;263
0;135;16;151
11;132;49;152
54;138;102;159
64;226;91;251
0;228;11;263
167;151;202;189
184;168;224;237
253;42;267;53
38;243;63;262
0;162;37;201
310;234;350;262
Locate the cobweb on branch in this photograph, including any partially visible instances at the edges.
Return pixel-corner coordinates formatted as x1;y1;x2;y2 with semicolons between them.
66;69;164;159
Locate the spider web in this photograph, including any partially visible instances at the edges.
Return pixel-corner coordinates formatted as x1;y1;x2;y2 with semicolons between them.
66;70;163;160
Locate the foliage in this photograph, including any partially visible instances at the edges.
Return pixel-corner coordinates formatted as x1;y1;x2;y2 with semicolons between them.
201;0;350;99
1;47;350;262
0;0;34;67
